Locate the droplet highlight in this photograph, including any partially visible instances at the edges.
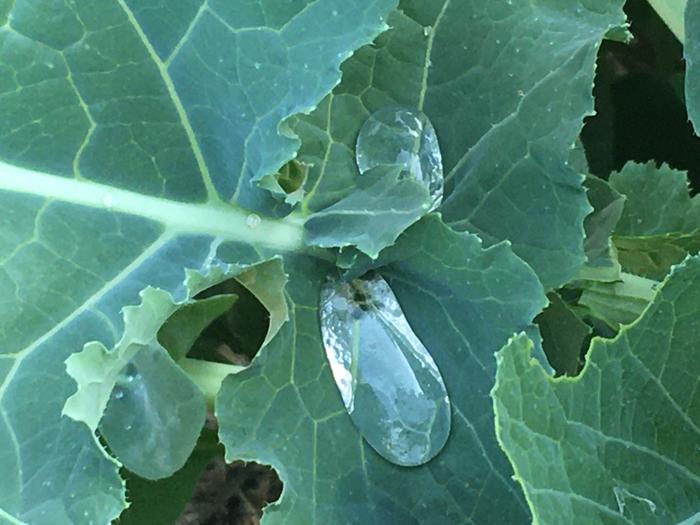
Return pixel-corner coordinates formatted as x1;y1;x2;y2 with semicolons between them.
356;106;444;211
246;213;261;229
319;272;451;467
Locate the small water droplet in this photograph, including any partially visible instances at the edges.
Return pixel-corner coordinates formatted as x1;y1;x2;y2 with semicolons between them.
246;213;261;229
356;106;444;212
102;193;114;208
423;26;432;36
47;63;55;70
112;387;125;400
253;62;261;70
125;424;133;431
319;272;451;467
332;9;338;16
124;363;139;382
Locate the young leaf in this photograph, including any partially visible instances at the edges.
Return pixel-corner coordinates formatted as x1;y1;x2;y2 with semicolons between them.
535;293;591;376
217;215;547;524
304;166;432;258
610;161;700;279
582;175;625;278
493;256;700;525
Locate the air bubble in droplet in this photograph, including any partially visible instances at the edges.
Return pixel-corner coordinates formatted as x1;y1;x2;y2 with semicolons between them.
355;106;444;212
319;272;451;467
246;213;261;229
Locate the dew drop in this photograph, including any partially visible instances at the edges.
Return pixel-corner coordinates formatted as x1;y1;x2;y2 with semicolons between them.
253;62;261;70
319;272;451;467
423;26;432;36
124;363;139;382
102;193;114;209
246;213;261;229
355;106;444;212
112;387;125;401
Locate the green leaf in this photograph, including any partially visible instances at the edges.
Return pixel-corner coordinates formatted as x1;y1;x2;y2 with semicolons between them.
0;0;395;521
535;293;591;377
493;256;700;525
610;162;700;279
295;0;626;289
158;294;238;362
577;272;658;331
116;429;222;525
687;0;700;131
217;215;547;524
304;166;432;258
648;0;687;41
581;175;625;277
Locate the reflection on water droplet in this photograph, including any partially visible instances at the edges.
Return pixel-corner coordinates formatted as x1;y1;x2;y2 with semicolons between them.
124;363;139;382
319;272;451;467
246;213;261;229
112;387;125;400
356;107;444;212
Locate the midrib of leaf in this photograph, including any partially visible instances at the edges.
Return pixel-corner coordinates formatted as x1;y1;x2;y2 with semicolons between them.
115;0;220;202
0;162;304;252
0;507;26;525
417;0;450;111
0;235;171;398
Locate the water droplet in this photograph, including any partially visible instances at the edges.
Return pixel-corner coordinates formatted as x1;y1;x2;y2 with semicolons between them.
124;363;139;382
112;387;125;400
423;26;432;36
254;62;261;70
319;272;451;467
125;424;133;431
356;107;444;212
102;193;114;208
246;213;261;229
47;63;55;70
332;9;338;16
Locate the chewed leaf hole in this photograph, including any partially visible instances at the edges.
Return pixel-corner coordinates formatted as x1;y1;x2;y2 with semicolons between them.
158;277;270;367
192;279;269;365
275;159;307;194
177;459;283;525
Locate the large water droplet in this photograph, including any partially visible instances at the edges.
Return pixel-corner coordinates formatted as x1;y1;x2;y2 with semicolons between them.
319;272;451;466
356;107;444;211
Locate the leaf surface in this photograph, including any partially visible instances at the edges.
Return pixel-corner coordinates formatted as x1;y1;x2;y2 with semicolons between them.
0;0;394;521
493;256;700;525
217;215;547;524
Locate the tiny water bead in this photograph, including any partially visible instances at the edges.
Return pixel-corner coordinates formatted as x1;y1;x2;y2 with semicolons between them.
355;106;444;212
246;213;261;229
319;272;451;467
